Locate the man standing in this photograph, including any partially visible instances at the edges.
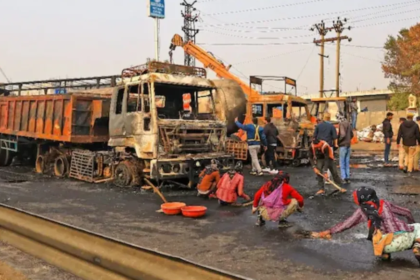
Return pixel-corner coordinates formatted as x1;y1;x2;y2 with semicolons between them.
262;117;279;174
337;113;353;183
397;114;420;174
414;116;420;172
382;112;394;167
235;117;267;176
350;98;358;130
314;113;337;147
397;117;407;170
309;139;342;196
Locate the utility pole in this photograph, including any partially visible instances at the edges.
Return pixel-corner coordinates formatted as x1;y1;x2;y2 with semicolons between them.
311;18;351;97
332;17;351;97
311;21;331;98
181;0;199;66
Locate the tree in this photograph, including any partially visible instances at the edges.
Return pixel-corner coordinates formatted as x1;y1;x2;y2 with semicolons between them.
382;24;420;96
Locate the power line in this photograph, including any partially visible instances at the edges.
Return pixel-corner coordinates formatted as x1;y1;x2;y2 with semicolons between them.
233;47;310;65
201;29;314;40
0;68;10;83
203;0;331;16
352;8;420;23
205;26;307;33
296;46;316;80
198;42;312;46
198;1;419;27
326;45;382;62
353;16;420;28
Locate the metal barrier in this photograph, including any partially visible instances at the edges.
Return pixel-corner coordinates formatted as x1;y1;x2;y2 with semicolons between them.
0;204;251;280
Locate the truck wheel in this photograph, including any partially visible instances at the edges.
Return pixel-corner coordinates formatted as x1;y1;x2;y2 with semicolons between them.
54;156;69;177
114;162;132;187
35;155;45;174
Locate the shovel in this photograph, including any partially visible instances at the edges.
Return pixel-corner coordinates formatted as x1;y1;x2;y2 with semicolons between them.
313;169;347;197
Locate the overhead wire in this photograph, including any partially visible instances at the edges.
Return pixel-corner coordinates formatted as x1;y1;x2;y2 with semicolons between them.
202;0;332;16
296;46;316;80
198;1;419;27
233;47;311;65
200;29;314;40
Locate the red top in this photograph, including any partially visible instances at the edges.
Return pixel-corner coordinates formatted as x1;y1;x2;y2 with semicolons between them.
253;182;304;208
216;173;245;203
329;200;415;234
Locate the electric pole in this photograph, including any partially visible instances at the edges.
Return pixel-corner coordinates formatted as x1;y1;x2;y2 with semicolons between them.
312;18;351;97
332;17;351;97
181;0;199;66
311;21;332;98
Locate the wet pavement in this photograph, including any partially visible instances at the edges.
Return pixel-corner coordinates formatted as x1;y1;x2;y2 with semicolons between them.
0;158;418;280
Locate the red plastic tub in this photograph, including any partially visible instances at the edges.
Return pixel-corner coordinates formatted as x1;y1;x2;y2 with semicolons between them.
161;202;186;215
181;206;207;218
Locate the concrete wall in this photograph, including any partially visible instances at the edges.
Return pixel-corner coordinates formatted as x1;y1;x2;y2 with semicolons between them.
357;111;407;136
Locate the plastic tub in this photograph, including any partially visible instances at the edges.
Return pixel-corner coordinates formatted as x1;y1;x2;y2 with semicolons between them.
181;206;207;218
161;202;186;215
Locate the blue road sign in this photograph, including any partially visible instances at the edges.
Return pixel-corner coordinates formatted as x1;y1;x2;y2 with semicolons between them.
148;0;165;18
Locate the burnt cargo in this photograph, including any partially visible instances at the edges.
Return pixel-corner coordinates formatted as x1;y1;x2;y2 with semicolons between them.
0;93;110;143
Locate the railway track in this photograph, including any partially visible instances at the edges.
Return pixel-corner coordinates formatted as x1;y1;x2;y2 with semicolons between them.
0;204;251;280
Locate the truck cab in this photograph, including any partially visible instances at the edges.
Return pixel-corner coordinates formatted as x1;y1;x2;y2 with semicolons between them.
108;62;233;186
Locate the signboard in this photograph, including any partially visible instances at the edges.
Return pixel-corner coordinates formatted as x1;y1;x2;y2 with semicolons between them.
147;0;165;18
285;78;296;87
54;88;67;94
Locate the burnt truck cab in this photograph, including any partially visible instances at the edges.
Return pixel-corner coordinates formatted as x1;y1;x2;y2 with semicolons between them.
108;62;233;186
246;76;314;166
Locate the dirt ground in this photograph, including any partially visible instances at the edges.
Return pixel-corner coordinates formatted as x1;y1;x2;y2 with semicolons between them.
0;242;80;280
0;156;418;280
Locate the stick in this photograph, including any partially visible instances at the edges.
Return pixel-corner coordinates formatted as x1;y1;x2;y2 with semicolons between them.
144;178;168;203
314;170;346;193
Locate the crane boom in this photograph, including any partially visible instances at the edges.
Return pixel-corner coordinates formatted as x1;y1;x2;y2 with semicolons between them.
169;34;260;98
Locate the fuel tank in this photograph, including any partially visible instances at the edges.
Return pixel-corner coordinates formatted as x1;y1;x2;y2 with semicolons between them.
211;79;247;135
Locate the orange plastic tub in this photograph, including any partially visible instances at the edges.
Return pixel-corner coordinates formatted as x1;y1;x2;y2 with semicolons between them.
161;202;186;215
181;206;207;218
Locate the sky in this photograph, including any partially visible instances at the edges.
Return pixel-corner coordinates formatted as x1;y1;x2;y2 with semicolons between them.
0;0;419;95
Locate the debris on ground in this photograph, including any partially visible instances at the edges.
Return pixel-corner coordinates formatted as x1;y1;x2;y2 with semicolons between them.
392;185;420;195
357;124;385;143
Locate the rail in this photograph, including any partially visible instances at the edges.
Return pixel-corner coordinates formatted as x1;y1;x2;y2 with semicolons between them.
0;204;251;280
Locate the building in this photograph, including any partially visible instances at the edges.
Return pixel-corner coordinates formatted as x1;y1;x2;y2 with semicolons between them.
301;89;393;112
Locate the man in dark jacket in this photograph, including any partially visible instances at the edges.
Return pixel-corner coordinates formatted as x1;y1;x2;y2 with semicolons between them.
262;117;279;174
397;114;420;173
382;112;394;166
314;113;337;147
337;113;353;183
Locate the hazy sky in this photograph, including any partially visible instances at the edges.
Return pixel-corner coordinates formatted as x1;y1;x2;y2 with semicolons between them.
1;0;419;95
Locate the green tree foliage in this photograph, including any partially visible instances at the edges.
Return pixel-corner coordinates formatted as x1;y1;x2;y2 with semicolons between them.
382;24;420;96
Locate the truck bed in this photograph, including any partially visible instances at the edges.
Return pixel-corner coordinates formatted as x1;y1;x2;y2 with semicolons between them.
0;93;110;143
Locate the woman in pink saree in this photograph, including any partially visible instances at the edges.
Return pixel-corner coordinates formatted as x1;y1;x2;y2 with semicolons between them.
252;172;304;227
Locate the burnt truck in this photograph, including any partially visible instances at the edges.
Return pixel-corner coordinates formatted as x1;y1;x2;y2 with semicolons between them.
0;62;233;187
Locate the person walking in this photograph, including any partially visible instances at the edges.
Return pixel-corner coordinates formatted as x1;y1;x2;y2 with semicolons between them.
235;117;267;176
337;113;353;183
262;117;279;174
397;113;420;174
382;112;394;167
350;98;358;130
397;117;407;170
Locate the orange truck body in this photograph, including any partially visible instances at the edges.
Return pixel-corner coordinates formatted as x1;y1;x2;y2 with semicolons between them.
0;93;110;143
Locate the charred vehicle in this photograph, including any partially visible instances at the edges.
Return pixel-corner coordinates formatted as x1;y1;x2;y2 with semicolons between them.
0;62;233;187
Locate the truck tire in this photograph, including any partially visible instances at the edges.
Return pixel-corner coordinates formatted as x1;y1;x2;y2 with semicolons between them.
35;155;45;174
54;155;69;177
114;161;133;187
114;160;142;187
